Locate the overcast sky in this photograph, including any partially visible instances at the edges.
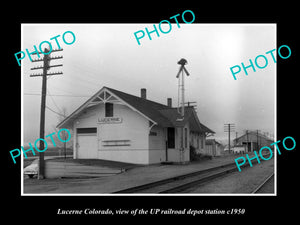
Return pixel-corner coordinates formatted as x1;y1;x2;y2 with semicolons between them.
22;24;276;144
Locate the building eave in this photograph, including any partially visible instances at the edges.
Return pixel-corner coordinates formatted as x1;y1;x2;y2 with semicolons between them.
57;86;158;129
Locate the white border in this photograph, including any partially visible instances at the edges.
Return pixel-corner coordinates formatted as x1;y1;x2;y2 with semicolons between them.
21;24;24;195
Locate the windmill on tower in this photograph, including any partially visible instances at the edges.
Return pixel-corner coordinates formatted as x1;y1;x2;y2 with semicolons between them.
176;58;190;118
176;58;190;164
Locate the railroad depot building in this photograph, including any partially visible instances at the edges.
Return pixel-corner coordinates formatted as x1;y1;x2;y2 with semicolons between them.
57;86;214;164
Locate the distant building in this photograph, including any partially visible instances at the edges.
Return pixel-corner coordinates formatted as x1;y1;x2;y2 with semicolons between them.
223;144;234;153
233;131;274;152
232;145;246;154
57;86;214;164
205;139;224;156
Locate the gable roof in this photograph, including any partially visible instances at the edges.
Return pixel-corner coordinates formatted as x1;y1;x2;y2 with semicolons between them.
57;86;214;134
105;87;172;127
206;139;222;146
233;131;274;142
159;107;214;133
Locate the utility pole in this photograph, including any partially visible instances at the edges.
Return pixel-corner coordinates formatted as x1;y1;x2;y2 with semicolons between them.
30;48;63;179
246;130;249;152
256;129;261;151
224;123;235;153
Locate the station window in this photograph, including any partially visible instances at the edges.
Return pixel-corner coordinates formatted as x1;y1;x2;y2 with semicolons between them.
105;102;113;117
77;127;97;134
149;131;157;136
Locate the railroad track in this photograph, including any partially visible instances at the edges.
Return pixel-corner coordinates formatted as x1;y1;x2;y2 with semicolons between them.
113;155;268;194
252;173;274;194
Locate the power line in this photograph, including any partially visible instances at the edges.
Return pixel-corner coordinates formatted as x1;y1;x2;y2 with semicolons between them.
47;89;62;113
46;105;66;118
24;93;90;97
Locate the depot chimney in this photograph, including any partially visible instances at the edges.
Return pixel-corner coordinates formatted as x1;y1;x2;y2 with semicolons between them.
141;88;147;99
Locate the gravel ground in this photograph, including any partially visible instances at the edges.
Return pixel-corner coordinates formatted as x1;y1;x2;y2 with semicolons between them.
185;159;274;194
255;175;274;193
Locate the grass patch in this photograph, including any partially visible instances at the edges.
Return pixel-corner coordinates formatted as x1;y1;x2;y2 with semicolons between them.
190;145;213;161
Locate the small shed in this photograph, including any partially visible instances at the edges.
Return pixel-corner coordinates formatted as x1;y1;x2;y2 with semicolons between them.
205;139;224;157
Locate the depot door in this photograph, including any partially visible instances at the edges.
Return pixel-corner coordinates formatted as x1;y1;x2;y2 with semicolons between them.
166;127;175;161
76;128;98;159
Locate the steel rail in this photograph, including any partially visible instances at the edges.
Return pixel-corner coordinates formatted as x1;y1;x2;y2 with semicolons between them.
251;172;274;194
160;166;238;193
113;162;238;193
113;153;271;194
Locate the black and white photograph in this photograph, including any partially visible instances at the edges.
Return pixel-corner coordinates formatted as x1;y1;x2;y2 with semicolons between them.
4;3;298;220
21;24;276;195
